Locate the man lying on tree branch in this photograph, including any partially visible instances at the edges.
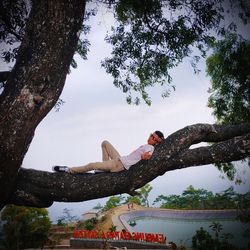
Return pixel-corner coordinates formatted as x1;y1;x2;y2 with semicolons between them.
52;131;164;174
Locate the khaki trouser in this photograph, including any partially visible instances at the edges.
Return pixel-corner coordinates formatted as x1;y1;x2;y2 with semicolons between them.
70;140;124;174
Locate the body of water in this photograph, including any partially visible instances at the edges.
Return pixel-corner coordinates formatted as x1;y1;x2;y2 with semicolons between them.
120;210;249;249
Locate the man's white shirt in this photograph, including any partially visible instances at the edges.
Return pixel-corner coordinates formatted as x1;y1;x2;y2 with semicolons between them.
120;144;154;170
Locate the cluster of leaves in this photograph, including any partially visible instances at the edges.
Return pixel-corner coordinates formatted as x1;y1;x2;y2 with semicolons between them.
192;222;235;250
206;34;250;181
70;7;97;69
102;0;248;104
102;195;125;211
0;0;30;63
0;0;95;67
1;0;249;107
153;185;250;212
77;217;98;230
101;183;152;211
0;205;51;250
207;34;250;124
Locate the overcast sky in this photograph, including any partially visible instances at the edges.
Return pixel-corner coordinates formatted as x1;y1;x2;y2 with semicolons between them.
4;3;249;222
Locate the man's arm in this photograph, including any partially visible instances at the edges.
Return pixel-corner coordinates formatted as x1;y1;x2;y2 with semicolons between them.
141;151;152;160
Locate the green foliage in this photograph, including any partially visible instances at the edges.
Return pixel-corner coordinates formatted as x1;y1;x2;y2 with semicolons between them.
56;218;66;226
137;183;153;207
0;0;29;63
192;223;235;250
70;7;97;68
182;185;214;209
207;34;250;124
124;195;141;205
1;0;249;105
154;185;250;211
109;224;117;232
237;191;250;223
124;184;153;206
102;0;248;104
215;162;237;182
0;205;51;250
192;227;214;250
76;217;97;230
102;195;124;211
0;0;95;66
209;221;223;240
154;185;215;209
206;33;250;186
84;218;97;230
102;184;153;212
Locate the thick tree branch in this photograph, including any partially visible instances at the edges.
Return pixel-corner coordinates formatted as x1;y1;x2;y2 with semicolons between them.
152;123;250;162
9;123;250;208
163;133;250;172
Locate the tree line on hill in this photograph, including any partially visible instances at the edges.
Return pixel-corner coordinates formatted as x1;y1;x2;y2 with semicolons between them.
0;184;249;249
96;184;249;222
0;0;249;210
154;185;249;213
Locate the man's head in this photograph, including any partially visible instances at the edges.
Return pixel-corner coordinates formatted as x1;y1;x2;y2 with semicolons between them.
148;130;164;145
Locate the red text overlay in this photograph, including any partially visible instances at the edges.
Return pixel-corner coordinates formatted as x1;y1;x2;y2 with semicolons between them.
73;230;165;244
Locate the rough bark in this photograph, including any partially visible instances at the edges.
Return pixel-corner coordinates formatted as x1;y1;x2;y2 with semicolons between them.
0;0;86;209
9;123;250;208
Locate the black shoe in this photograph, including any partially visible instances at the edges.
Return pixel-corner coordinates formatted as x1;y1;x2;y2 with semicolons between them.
52;165;69;173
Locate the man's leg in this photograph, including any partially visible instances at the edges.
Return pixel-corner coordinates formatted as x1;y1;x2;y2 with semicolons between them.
69;159;124;174
101;140;120;161
52;141;123;174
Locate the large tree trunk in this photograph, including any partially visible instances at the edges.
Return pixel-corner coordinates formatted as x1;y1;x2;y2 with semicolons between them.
8;123;250;208
0;0;86;209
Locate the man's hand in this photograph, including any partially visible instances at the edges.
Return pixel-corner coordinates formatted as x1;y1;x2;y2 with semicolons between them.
141;151;152;160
